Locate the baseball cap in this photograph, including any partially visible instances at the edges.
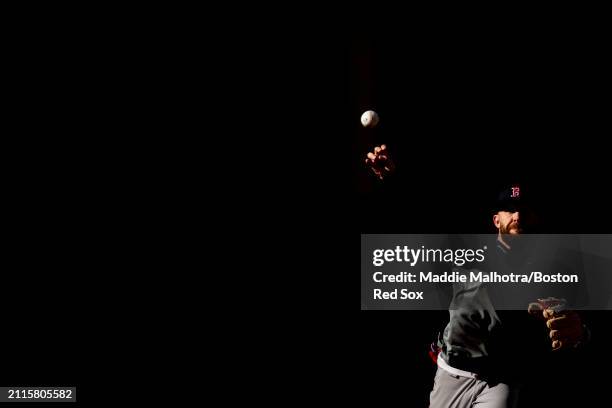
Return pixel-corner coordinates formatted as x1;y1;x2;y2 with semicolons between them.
494;184;530;213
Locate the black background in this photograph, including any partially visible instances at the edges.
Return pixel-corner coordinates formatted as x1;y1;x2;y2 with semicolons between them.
350;39;610;235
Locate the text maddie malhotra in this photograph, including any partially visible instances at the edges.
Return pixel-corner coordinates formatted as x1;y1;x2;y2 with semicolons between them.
373;271;579;283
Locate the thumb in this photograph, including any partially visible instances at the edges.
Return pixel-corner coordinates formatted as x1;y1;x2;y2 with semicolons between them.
528;302;546;320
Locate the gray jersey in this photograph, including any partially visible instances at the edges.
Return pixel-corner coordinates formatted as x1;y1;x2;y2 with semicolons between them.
439;240;556;379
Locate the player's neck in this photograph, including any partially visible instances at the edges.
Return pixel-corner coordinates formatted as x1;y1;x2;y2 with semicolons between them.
497;234;512;251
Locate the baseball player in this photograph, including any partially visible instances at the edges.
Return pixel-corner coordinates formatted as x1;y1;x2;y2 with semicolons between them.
365;145;589;408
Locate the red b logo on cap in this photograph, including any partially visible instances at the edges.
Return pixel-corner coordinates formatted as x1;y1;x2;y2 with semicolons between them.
511;186;520;198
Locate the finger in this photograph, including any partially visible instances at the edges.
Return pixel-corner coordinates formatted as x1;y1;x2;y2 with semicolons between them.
367;152;376;161
547;314;581;330
547;315;564;329
374;146;381;154
528;302;545;319
380;144;387;151
553;337;580;351
544;307;571;320
549;329;560;340
543;308;560;320
549;329;582;341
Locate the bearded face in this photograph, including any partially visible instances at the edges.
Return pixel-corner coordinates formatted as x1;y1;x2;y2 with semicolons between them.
495;211;522;235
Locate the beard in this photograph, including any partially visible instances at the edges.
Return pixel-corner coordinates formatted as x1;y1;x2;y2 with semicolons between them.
500;222;522;235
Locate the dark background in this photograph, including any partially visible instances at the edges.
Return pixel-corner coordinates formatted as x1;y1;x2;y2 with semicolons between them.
351;39;611;406
350;39;610;234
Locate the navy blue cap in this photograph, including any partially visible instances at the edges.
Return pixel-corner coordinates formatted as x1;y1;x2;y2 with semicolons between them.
495;184;530;212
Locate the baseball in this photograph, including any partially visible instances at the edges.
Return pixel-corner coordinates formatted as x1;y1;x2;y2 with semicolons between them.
360;110;379;128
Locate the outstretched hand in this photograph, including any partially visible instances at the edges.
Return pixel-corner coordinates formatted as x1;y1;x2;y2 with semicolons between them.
364;144;395;180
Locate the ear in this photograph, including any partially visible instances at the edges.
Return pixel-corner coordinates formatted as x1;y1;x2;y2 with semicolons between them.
493;213;501;229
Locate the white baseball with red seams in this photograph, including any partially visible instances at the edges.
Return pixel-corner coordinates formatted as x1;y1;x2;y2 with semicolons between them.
360;110;379;128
